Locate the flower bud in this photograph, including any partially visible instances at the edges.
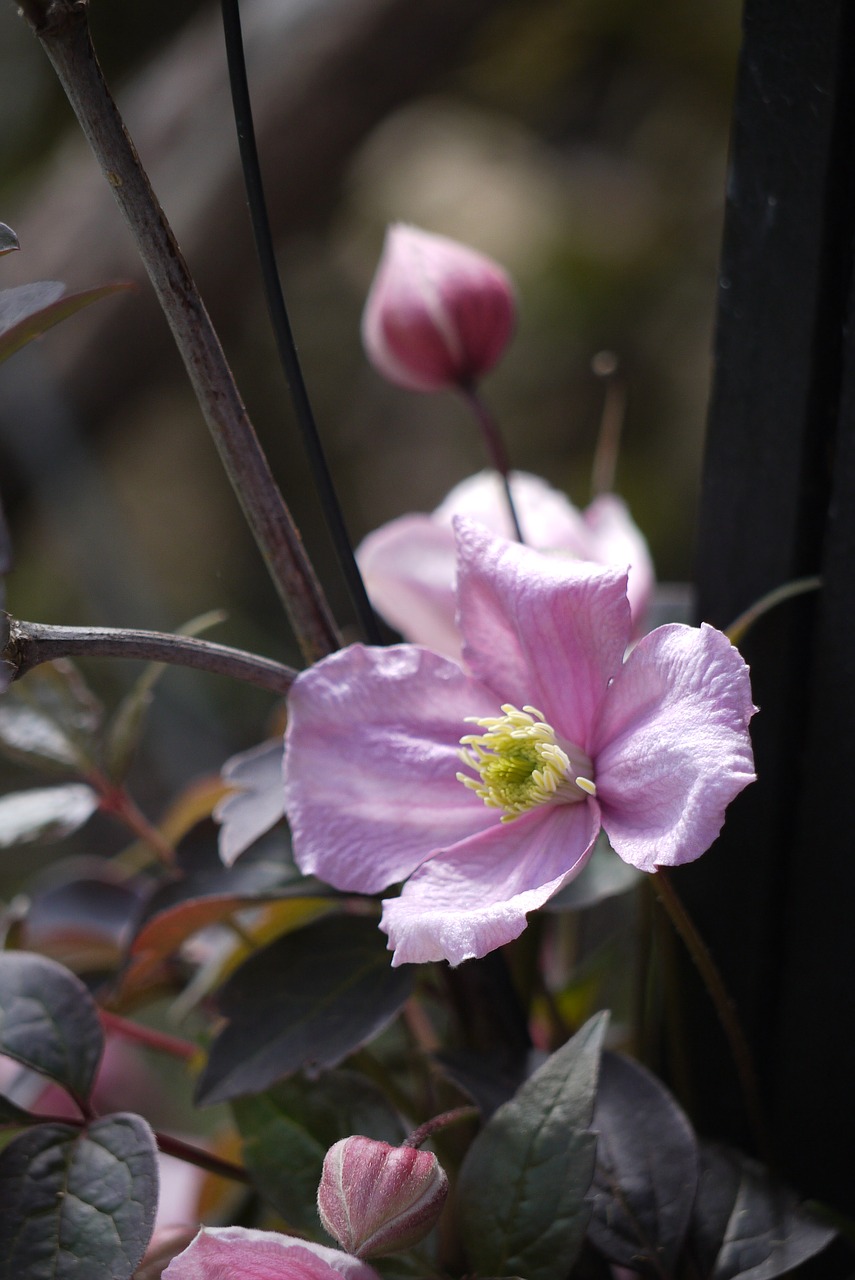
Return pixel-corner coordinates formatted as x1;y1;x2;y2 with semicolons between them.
317;1136;449;1258
361;224;516;392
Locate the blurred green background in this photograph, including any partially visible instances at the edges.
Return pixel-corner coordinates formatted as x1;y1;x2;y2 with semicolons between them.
0;0;742;865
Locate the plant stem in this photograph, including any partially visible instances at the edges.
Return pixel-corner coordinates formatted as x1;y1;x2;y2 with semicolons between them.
3;617;297;694
725;575;821;646
99;1010;198;1062
220;0;382;646
88;770;177;867
153;1130;252;1185
404;1106;479;1149
459;384;525;542
589;350;626;497
652;868;771;1161
15;0;339;664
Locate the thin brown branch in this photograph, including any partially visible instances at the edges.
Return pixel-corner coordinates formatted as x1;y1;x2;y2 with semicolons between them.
14;0;339;664
4;616;297;694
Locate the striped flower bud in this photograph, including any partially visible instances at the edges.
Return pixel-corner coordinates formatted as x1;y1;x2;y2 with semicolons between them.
317;1136;448;1258
361;224;516;392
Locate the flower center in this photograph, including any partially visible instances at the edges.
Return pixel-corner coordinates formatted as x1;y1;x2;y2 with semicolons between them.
457;704;596;822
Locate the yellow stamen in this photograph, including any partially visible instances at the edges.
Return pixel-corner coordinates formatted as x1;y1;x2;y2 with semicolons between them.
457;704;595;821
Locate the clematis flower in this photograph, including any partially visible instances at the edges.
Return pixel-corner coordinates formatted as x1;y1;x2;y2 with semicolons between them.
362;224;516;392
284;520;755;968
357;469;654;659
161;1226;381;1280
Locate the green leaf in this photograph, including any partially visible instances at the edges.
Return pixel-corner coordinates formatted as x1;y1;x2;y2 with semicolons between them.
687;1142;836;1280
588;1053;698;1275
0;1115;158;1279
0;224;18;257
457;1011;608;1280
0;660;102;774
0;280;133;365
233;1069;406;1233
196;915;413;1105
0;952;103;1105
0;784;98;848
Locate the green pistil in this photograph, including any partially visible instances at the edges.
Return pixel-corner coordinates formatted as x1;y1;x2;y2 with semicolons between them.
457;704;595;821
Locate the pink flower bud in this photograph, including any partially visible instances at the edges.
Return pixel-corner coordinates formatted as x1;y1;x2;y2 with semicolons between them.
361;224;516;392
317;1136;449;1258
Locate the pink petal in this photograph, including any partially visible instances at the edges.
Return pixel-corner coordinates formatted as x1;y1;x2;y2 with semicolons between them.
380;802;598;966
582;493;655;631
162;1227;380;1280
434;469;593;548
355;515;461;659
284;644;500;893
592;624;756;871
454;518;632;749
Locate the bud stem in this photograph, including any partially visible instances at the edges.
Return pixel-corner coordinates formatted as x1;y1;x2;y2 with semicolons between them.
403;1106;479;1149
458;385;525;542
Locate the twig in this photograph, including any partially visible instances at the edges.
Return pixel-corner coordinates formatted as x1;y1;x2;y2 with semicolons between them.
15;0;339;664
652;868;772;1162
4;617;297;694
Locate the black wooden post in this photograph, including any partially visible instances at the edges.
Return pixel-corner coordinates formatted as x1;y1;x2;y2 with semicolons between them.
682;0;855;1208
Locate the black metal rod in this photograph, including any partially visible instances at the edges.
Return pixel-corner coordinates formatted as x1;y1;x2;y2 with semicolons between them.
220;0;382;645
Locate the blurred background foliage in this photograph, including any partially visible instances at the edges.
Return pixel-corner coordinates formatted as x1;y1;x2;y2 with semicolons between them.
0;0;741;874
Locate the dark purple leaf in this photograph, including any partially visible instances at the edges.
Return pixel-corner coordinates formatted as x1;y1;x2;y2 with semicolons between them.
0;952;103;1104
0;1114;158;1279
0;224;18;256
587;1052;698;1276
688;1142;836;1280
0;784;98;848
0;280;133;365
196;914;412;1105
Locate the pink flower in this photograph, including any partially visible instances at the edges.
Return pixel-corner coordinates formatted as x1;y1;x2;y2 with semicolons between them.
357;469;654;659
361;224;515;391
318;1137;448;1258
283;520;756;967
161;1227;381;1280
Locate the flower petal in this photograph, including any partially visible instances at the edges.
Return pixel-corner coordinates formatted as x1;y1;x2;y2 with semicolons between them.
434;469;593;547
380;801;598;966
593;623;756;871
454;518;632;749
582;493;655;631
356;515;461;659
162;1227;380;1280
284;644;500;893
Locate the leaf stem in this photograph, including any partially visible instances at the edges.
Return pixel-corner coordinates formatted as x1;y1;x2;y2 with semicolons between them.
15;0;339;664
652;868;772;1161
4;617;297;694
